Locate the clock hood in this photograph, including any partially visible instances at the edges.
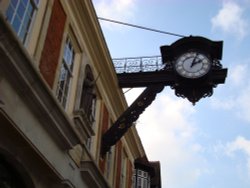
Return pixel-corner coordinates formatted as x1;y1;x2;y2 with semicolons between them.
160;36;223;63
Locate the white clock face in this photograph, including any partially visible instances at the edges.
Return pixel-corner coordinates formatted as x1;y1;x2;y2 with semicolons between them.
175;51;211;78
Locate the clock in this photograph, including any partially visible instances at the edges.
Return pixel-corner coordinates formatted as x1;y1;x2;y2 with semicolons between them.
174;51;211;79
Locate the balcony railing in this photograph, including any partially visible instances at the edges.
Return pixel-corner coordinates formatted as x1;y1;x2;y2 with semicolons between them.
113;56;164;74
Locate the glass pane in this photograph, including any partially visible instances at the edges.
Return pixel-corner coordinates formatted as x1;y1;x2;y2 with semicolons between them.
62;95;67;108
138;170;142;176
57;63;70;107
70;51;75;70
65;49;70;64
63;49;67;61
19;26;26;42
22;0;29;6
69;50;73;64
27;3;34;16
63;41;75;70
12;16;21;33
59;66;67;81
17;3;25;19
19;14;31;42
6;6;14;21
57;85;63;102
64;74;70;96
143;179;147;188
10;0;18;7
138;177;142;186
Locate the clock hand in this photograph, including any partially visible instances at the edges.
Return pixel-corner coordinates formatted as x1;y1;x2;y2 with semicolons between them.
191;58;202;68
191;54;198;67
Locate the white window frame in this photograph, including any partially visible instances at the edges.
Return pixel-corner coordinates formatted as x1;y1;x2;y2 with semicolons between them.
105;148;113;180
56;37;75;109
5;0;39;43
134;169;151;188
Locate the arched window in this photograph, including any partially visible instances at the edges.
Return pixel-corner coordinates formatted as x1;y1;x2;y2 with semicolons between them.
0;155;27;188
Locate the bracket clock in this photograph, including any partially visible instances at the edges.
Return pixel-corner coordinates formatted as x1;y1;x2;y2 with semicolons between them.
101;36;228;155
161;36;227;104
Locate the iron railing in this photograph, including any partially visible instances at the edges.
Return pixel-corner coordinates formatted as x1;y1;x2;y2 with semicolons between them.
113;56;164;73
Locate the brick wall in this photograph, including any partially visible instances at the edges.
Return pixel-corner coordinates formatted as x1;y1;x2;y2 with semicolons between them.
127;160;133;188
115;141;122;188
39;0;66;88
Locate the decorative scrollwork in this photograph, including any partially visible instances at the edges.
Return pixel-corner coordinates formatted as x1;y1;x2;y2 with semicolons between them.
212;59;223;69
113;56;164;73
163;61;174;71
174;85;214;105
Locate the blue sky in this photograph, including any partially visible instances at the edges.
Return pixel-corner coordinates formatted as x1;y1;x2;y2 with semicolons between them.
92;0;250;187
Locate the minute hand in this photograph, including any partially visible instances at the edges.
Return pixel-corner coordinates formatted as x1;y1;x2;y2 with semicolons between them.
190;59;202;68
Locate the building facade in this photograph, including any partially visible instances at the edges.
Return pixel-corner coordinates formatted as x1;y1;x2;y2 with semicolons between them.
0;0;161;187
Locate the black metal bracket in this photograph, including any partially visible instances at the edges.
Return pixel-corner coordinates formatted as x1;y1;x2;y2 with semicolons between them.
101;84;164;155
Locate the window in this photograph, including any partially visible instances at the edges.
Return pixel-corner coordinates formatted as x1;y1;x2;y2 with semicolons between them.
5;0;39;43
120;151;127;188
56;37;75;108
105;149;113;180
133;169;151;188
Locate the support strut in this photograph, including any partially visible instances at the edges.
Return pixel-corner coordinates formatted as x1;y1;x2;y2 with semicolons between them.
101;84;164;155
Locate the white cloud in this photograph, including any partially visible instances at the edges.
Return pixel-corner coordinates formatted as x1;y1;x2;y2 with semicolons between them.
210;63;248;110
237;85;250;122
93;0;137;30
126;89;209;187
227;136;250;156
210;97;235;110
211;1;248;39
210;61;250;123
210;140;227;159
211;87;250;122
226;136;250;177
211;85;250;122
229;64;248;86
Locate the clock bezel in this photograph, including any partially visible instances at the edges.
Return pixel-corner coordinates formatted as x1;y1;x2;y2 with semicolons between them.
174;50;212;79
